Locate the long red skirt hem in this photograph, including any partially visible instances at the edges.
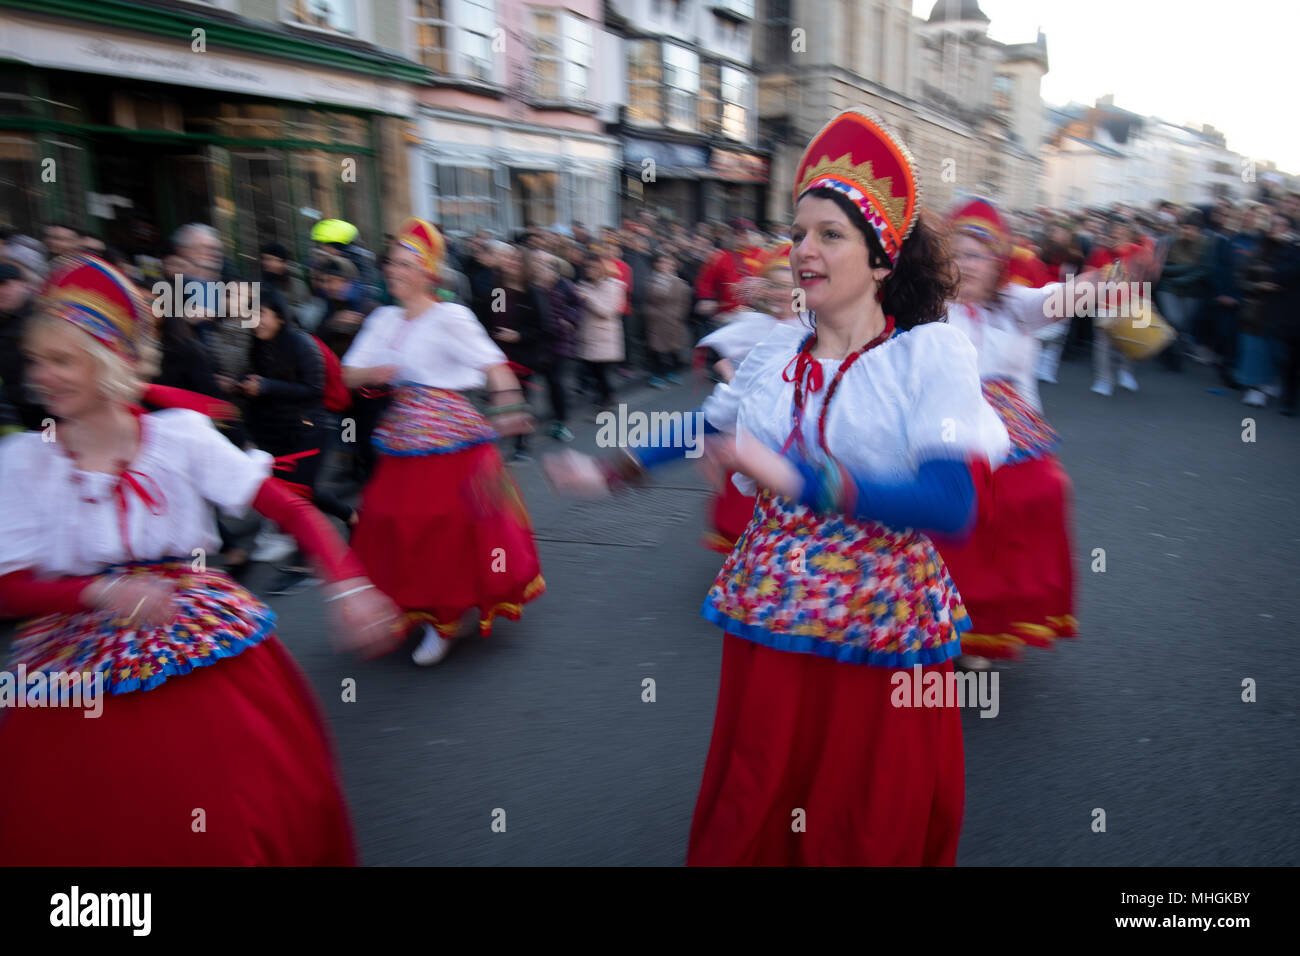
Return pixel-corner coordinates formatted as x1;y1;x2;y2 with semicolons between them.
936;455;1076;660
687;635;964;866
352;443;545;638
0;637;356;866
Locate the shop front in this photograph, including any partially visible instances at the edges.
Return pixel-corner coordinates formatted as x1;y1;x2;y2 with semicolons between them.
620;136;770;226
0;14;415;273
418;109;619;239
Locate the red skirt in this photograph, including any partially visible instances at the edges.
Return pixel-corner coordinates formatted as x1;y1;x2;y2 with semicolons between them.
703;474;756;553
935;455;1077;659
687;635;964;866
0;638;356;866
352;443;545;636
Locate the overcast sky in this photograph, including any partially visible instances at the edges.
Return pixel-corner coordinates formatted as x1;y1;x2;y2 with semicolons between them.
913;0;1297;174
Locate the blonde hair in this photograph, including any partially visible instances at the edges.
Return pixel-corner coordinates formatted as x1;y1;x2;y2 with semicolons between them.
25;313;152;406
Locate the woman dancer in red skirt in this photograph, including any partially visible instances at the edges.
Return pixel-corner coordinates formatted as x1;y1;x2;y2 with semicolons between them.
0;255;400;865
939;200;1103;668
549;109;1013;865
343;219;544;666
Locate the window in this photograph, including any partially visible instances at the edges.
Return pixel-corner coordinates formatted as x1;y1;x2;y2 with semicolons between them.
434;164;497;234
415;0;497;82
531;9;593;103
414;0;451;73
459;0;496;83
626;40;663;126
511;169;557;229
569;173;609;229
664;43;699;132
284;0;357;34
720;66;748;142
765;0;792;64
993;74;1012;112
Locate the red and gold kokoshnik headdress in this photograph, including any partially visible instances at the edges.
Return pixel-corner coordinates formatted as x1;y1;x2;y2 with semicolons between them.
396;217;446;276
948;197;1010;259
40;254;149;363
793;108;920;267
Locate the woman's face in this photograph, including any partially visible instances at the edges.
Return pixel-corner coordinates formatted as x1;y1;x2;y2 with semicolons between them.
764;265;797;317
384;244;428;304
24;320;104;420
952;233;1002;304
253;303;283;341
789;196;886;317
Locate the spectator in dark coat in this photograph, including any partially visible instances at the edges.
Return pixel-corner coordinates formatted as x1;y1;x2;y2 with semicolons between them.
528;249;581;442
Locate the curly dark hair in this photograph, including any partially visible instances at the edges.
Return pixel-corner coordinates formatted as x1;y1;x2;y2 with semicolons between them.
801;186;958;330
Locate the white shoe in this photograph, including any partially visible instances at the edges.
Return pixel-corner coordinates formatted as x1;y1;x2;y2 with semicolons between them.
1242;389;1267;407
955;653;993;672
411;623;454;666
1262;384;1282;399
251;529;295;563
1091;380;1113;396
1117;369;1139;392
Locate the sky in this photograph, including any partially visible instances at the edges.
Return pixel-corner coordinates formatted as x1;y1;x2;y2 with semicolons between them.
913;0;1299;174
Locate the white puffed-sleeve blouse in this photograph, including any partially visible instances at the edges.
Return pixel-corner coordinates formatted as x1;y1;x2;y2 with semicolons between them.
0;409;272;577
701;320;1010;495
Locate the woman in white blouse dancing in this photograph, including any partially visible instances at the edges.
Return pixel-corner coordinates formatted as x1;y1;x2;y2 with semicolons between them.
0;255;399;864
938;199;1103;667
343;219;545;666
550;109;1012;864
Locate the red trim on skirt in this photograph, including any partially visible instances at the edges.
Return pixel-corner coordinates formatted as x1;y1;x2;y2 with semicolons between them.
704;475;756;553
352;443;544;637
935;454;1077;659
0;637;356;865
687;635;964;866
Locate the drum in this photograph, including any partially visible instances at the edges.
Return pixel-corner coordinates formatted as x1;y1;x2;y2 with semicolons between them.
1105;304;1176;362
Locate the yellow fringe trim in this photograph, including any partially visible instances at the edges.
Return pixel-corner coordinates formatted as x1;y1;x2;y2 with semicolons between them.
701;532;737;553
401;574;547;637
961;616;1078;658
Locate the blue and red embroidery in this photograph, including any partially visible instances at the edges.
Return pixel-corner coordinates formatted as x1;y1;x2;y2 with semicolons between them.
8;560;275;698
702;489;970;667
982;378;1059;464
373;384;498;456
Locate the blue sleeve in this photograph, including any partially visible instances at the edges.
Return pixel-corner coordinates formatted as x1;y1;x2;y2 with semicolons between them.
632;408;722;470
793;456;976;536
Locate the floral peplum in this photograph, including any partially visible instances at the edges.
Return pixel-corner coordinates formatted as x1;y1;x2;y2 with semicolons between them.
982;378;1059;464
8;559;275;700
373;383;498;456
701;489;970;668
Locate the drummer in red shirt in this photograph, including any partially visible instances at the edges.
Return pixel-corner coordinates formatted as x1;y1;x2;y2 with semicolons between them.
693;218;764;326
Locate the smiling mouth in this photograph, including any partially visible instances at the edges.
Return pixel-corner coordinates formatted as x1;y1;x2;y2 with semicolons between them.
799;272;826;284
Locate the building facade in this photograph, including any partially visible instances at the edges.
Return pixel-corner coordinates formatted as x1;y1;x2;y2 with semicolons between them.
605;0;770;225
407;0;621;238
0;0;423;271
1041;99;1252;210
758;0;1048;227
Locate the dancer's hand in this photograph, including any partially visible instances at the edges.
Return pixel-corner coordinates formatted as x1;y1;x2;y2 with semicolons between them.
542;449;610;498
328;579;403;659
86;576;179;628
371;365;400;385
709;429;801;499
